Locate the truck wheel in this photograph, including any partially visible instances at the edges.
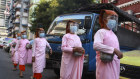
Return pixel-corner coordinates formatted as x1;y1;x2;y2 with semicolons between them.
54;68;60;76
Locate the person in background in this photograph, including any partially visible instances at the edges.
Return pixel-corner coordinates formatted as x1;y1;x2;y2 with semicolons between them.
60;21;85;79
26;39;34;64
10;33;21;71
10;34;16;62
32;28;52;79
15;31;30;78
93;10;123;79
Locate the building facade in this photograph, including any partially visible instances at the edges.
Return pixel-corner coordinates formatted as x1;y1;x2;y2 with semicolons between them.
0;27;8;38
102;0;140;19
8;0;30;37
0;0;10;27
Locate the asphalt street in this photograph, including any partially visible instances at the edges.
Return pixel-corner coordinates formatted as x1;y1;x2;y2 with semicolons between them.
0;48;130;79
0;49;58;79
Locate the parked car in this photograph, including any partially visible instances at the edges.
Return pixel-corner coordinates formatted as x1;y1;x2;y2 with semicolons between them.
0;38;5;48
3;38;13;52
0;41;3;48
3;42;10;52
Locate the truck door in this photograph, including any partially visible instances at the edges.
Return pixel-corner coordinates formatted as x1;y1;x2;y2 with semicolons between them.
88;16;101;71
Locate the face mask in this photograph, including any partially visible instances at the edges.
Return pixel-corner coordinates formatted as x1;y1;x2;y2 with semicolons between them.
39;33;45;38
106;19;117;30
17;37;21;40
70;26;78;34
22;35;27;39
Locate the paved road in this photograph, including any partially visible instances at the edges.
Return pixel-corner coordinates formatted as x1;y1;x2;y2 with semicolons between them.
0;49;58;79
0;48;96;79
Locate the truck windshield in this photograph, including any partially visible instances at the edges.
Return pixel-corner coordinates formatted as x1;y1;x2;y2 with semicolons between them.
47;14;92;36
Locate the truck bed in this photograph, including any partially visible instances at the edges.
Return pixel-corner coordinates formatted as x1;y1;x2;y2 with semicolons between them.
117;27;140;49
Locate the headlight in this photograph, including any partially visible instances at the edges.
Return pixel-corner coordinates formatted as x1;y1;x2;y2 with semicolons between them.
84;54;89;64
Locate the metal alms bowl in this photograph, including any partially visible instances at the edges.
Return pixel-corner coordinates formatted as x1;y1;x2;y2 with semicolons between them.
100;52;114;63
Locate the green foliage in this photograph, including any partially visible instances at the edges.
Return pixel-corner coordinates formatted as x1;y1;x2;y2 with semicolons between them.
30;0;97;33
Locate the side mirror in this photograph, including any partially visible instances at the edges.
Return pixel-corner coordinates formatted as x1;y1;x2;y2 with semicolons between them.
84;16;92;29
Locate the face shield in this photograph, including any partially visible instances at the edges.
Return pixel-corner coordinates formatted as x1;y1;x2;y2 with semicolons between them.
70;22;79;27
69;22;79;34
21;32;27;39
39;30;45;38
22;32;27;35
106;15;118;32
39;30;45;33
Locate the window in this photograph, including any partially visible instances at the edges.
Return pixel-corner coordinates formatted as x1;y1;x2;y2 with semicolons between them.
48;14;92;36
48;19;86;35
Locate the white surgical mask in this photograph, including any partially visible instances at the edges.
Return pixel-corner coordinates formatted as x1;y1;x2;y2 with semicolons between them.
17;37;21;40
70;26;78;34
107;19;117;30
39;33;45;38
22;35;27;39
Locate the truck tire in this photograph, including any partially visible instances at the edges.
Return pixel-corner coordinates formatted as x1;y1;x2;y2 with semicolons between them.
54;68;60;76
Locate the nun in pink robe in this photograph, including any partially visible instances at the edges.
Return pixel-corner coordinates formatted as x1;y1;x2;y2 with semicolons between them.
26;40;34;64
93;10;123;79
60;21;85;79
15;38;29;69
10;38;17;62
26;49;32;64
15;31;29;77
32;28;52;79
10;33;21;70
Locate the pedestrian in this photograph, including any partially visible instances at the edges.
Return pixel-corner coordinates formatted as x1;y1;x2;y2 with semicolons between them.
60;21;85;79
26;39;33;64
15;31;30;78
10;34;16;62
10;33;21;71
93;10;123;79
32;28;52;79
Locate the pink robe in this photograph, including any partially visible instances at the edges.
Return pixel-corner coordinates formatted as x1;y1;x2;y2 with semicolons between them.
15;39;30;65
93;29;120;79
10;39;16;55
10;39;19;64
60;33;84;79
26;49;32;64
10;38;16;62
32;38;51;73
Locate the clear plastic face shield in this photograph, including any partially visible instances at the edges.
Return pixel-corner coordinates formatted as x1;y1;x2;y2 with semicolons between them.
39;30;45;33
22;32;27;39
69;22;79;34
106;15;118;21
22;32;27;35
69;22;79;27
39;30;45;38
106;15;118;32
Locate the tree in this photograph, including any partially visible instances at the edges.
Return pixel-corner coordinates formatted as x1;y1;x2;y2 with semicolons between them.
30;0;57;32
30;0;97;33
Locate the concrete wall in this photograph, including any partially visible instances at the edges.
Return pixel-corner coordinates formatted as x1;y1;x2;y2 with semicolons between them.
117;27;140;48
